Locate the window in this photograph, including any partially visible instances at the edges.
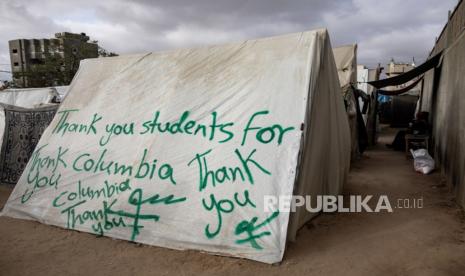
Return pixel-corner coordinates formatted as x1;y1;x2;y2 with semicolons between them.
13;62;19;66
30;58;44;65
12;49;18;53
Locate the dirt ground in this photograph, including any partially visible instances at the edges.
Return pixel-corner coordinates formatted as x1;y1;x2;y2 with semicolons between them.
1;128;465;276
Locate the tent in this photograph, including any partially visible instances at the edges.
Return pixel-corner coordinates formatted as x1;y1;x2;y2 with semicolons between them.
333;44;367;159
357;66;375;97
415;0;465;210
424;30;465;208
54;86;70;102
333;45;357;90
357;66;379;145
0;87;59;108
1;29;350;264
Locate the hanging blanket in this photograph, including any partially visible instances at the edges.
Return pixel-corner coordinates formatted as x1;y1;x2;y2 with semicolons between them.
0;104;58;184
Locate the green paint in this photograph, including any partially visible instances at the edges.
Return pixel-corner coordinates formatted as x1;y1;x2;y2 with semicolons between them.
52;179;131;208
188;148;270;191
235;210;279;250
201;193;234;239
71;148;176;185
21;144;68;203
28;144;68;173
234;148;271;184
201;190;256;239
99;122;135;146
241;110;295;146
52;109;102;136
106;188;186;241
59;198;127;234
234;190;256;208
140;110;235;144
135;149;176;185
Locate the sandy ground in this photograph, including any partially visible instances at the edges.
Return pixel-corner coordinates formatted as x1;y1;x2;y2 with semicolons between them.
1;128;465;276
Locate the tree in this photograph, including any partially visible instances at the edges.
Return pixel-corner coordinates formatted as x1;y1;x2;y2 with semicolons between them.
98;46;119;57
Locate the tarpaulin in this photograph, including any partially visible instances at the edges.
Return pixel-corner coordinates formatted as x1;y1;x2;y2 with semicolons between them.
378;77;424;96
0;104;58;184
1;29;350;264
0;88;58;108
368;52;442;89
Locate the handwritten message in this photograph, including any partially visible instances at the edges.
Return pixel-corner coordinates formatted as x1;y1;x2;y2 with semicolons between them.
18;108;296;251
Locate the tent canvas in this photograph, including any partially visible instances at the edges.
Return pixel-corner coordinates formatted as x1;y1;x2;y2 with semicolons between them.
357;66;376;96
426;30;465;208
333;44;357;88
357;66;379;145
53;86;70;101
0;88;58;108
333;45;359;160
1;29;350;264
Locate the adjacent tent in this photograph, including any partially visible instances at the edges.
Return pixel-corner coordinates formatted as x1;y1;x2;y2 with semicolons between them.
357;66;379;146
1;29;350;264
426;30;465;208
54;86;70;101
333;44;357;89
333;44;366;160
357;66;376;97
0;87;59;108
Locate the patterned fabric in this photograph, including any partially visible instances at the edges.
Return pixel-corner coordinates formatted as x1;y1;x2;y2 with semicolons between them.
0;104;58;184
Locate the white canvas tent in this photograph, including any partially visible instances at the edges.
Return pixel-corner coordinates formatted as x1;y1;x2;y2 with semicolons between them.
357;65;376;96
424;30;465;208
357;66;379;145
54;86;70;101
333;45;359;160
1;29;350;264
0;87;58;108
333;44;357;89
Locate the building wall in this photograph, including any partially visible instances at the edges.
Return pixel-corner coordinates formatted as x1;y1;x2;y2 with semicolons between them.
9;32;98;88
385;61;420;95
386;62;414;77
9;40;25;86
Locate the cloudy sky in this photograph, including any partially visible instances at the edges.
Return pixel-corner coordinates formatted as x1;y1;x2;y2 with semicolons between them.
0;0;459;80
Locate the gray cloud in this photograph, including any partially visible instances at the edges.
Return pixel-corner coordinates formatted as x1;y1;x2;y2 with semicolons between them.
0;0;458;81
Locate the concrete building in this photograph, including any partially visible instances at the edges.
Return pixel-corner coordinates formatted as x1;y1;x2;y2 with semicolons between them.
9;32;98;88
385;59;420;94
386;60;415;77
